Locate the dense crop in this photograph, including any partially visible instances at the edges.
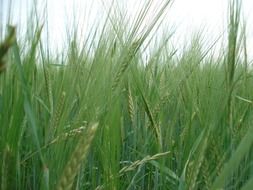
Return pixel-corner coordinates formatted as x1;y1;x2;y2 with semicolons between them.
0;0;252;189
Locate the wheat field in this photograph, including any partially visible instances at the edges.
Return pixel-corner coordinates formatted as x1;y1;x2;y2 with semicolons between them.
0;0;253;189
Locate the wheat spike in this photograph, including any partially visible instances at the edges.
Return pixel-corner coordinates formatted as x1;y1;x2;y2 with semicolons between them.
0;26;16;74
48;91;66;141
202;158;211;190
127;84;135;125
56;123;98;190
119;151;170;175
44;66;53;113
112;40;140;92
153;92;170;118
139;89;162;148
188;133;209;190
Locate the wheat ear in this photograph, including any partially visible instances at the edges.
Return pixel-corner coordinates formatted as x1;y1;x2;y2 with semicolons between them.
127;84;135;125
112;40;140;92
56;123;98;190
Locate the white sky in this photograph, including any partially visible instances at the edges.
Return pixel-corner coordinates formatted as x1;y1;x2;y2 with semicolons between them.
2;0;253;59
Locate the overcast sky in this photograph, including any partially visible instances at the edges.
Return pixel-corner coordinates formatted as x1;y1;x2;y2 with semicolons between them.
2;0;253;58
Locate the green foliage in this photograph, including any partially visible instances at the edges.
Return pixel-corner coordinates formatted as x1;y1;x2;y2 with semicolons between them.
0;0;252;189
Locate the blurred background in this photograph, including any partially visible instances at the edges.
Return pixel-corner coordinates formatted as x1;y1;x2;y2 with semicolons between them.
1;0;253;59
